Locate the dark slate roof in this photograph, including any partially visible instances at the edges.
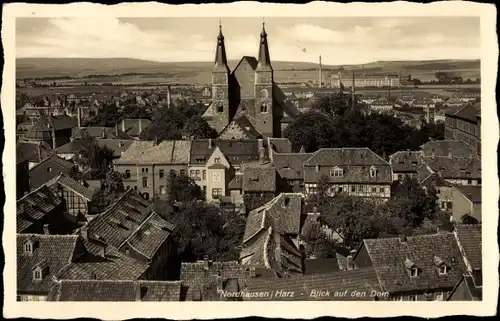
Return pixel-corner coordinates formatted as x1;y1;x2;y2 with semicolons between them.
242;167;276;192
455;224;482;270
26;121;52;141
190;139;260;165
85;189;175;257
360;233;467;293
71;127;134;140
55;246;149;281
272;151;312;180
17;141;54;164
119;118;152;137
17;185;63;233
303;148;392;184
47;280;181;301
234;99;257;119
233;115;262;139
449;105;480;123
50;115;79;131
28;154;76;190
227;175;243;190
56;139;134;158
244;267;382;301
423;156;481;180
17;234;80;294
455;185;482;203
421;140;479;159
267;138;293;154
389;151;424;173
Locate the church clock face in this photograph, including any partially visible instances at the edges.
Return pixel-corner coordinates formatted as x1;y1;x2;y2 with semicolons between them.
215;89;225;100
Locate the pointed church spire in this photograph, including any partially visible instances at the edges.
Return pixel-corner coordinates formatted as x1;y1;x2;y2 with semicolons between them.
214;21;229;71
257;21;272;70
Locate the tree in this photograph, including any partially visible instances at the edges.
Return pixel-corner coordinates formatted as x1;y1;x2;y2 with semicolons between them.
140;107;188;141
90;170;125;212
284;111;336;152
182;115;218;139
166;171;204;205
311;92;350;117
302;221;337;258
76;137;115;179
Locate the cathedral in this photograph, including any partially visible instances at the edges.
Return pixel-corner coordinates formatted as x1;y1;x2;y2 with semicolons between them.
202;23;301;139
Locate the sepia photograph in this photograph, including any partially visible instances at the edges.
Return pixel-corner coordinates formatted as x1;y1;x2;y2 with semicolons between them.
2;1;498;319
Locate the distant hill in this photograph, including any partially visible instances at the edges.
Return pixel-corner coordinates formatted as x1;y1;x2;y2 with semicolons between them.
16;58;480;83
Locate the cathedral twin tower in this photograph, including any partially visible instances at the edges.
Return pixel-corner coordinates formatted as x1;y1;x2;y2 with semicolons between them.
203;23;279;138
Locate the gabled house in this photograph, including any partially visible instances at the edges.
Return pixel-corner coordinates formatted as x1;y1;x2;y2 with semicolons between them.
16;234;87;301
422;156;481;186
28;154;76;190
444;103;481;155
353;233;467;301
388;150;424;181
78;189;177;280
241;166;277;211
47;280;182;301
451;185;482;224
416;164;454;212
271;149;312;193
421;140;479;159
303;148;392;201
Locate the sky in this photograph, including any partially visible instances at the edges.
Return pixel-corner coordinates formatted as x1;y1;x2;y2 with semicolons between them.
16;17;480;65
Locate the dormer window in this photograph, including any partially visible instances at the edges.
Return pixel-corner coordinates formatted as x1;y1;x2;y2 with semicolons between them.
24;241;33;254
410;267;419;277
330;167;344;177
214;157;221;164
216;105;224;113
370;166;378;178
439;265;449;275
434;255;449;275
33;267;43;281
405;258;419;277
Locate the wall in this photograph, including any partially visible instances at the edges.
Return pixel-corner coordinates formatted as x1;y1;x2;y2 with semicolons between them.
305;183;391;199
451;188;474;223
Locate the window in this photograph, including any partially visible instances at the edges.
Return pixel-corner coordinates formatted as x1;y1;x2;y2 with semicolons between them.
159;185;166;195
410;267;419;277
371;187;377;193
24;242;32;253
379;187;385;193
439;265;449;275
337;187;343;193
351;186;356;192
203;186;207;195
33;269;42;280
216;105;224;113
467;179;472;185
260;89;269;98
408;295;417;301
125;248;130;255
214;157;221;164
196;170;201;178
260;103;268;113
202;170;206;180
126;186;130;190
142;177;148;188
435;292;444;301
142;168;144;173
47;167;52;172
125;170;131;178
212;188;222;197
212;172;222;183
134;186;138;191
330;168;343;177
370;167;377;178
159;170;164;178
143;192;149;200
180;169;186;176
190;170;195;177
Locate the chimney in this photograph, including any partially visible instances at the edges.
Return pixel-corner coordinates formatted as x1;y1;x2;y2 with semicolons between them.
315;165;320;172
37;142;42;161
81;225;88;241
448;151;453;159
167;85;172;108
77;107;81;127
351;72;356;109
121;119;125;132
346;255;354;270
101;130;106;138
138;119;142;134
135;284;143;302
43;224;49;235
259;147;265;164
318;55;323;89
115;123;118;136
208;138;212;149
203;255;210;270
50;123;56;149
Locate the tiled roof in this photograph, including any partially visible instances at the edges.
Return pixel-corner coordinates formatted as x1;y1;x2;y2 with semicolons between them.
454;224;482;270
17;234;81;294
423;156;481;180
267;138;293;154
242;167;276;192
389;151;424;173
190;139;260;165
114;140;191;165
17;185;63;233
26;121;52;141
71;127;135;140
233;116;262;139
272;151;312;180
55;245;149;281
360;233;467;293
181;260;250;300
421;140;478;159
85;189;174;252
304;258;341;275
47;280;181;301
304;148;392;184
244;267;381;301
56;139;134;158
17;141;54;164
455;185;482;203
126;213;173;259
50;115;79;131
48;173;95;201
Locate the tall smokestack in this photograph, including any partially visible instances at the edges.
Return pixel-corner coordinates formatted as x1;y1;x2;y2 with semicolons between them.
351;72;356;109
77;107;81;127
167;85;172;108
319;55;322;89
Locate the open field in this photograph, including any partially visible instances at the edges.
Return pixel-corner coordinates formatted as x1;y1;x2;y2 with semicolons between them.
17;58;481;86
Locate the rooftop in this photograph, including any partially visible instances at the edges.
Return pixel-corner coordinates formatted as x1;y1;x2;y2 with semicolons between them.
114;140;192;165
242;167;277;192
454;224;482;271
